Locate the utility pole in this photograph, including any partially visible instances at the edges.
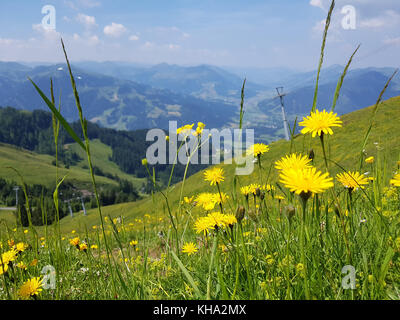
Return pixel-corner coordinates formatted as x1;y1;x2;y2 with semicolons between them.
65;199;73;217
275;87;290;141
13;186;20;207
79;197;87;216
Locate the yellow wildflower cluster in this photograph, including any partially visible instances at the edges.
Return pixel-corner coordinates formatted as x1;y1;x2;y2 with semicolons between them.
194;192;229;211
194;212;237;235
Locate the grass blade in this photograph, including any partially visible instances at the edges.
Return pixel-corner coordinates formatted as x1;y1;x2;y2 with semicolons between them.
331;44;360;112
28;77;86;151
311;0;335;113
170;249;203;298
358;69;398;170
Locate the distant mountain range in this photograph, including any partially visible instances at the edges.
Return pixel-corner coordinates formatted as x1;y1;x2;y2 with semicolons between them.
256;65;400;133
0;61;399;142
74;61;265;103
0;61;238;131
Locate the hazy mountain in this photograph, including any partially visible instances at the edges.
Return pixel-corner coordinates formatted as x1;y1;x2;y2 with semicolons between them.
255;66;400;139
0;62;237;131
74;61;265;102
222;66;301;88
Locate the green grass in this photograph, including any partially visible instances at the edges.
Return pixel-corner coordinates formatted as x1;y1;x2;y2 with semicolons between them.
0;142;118;189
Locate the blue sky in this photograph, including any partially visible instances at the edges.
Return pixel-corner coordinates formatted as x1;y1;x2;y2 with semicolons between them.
0;0;399;70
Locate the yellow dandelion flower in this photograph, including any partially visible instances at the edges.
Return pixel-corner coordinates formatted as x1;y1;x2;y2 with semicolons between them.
275;153;312;172
246;143;269;157
212;192;229;204
194;217;215;235
0;263;8;275
207;211;228;228
18;277;43;299
182;242;198;256
90;244;98;250
184;196;194;204
365;156;374;164
262;184;276;192
336;171;369;190
69;237;80;247
29;259;38;267
14;242;28;253
177;123;194;136
193;122;206;136
223;214;237;226
279;167;333;198
248;183;261;195
204;167;224;185
129;240;138;247
275;195;285;201
195;192;216;211
390;173;400;187
141;158;148;166
79;243;88;251
299;109;342;137
1;249;18;265
240;185;251;196
16;262;27;270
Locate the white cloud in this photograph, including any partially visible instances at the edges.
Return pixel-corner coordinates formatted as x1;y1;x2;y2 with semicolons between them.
78;0;101;8
76;13;97;28
383;37;400;45
168;44;180;50
310;0;324;10
103;22;127;38
129;35;140;41
32;23;61;41
65;0;100;10
143;41;154;48
359;10;400;29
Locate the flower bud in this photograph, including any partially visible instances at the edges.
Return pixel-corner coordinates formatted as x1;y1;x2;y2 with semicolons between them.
284;205;296;220
236;206;245;222
308;149;315;161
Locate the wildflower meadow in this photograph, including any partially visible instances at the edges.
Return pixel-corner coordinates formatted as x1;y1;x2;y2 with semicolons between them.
0;0;399;302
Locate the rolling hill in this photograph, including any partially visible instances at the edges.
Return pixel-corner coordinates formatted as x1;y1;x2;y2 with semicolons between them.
0;140;144;191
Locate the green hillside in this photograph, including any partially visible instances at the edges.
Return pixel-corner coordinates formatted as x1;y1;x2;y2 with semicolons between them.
53;95;400;234
67;139;145;190
0;140;145;190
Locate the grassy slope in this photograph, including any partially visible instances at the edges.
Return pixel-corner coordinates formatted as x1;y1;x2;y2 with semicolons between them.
55;95;400;233
0;139;147;192
0;142;119;189
68;139;145;190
